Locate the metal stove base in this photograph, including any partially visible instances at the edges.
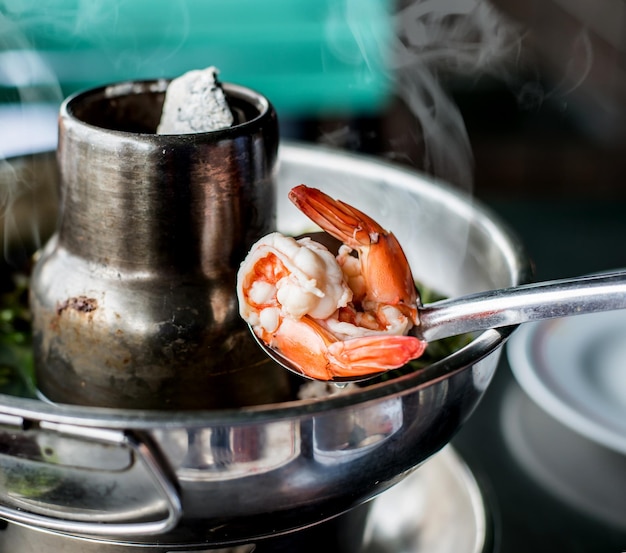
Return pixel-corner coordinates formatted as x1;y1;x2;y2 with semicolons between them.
0;446;488;553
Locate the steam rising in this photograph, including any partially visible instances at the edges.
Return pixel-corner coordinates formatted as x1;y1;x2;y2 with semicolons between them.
337;0;523;191
0;11;63;104
395;0;523;190
0;0;523;263
1;11;63;264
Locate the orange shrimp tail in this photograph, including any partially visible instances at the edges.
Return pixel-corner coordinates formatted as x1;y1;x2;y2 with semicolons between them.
266;316;426;381
289;184;381;249
289;184;419;323
327;335;427;378
267;316;340;381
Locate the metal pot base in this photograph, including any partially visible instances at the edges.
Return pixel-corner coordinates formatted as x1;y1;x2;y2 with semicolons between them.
0;446;487;553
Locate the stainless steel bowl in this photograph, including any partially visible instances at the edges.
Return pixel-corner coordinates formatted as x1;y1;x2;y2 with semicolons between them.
0;143;531;549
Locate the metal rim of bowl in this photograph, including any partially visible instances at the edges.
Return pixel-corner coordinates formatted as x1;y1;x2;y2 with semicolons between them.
0;142;533;428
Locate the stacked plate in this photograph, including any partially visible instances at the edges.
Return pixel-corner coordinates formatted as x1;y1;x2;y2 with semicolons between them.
506;309;626;529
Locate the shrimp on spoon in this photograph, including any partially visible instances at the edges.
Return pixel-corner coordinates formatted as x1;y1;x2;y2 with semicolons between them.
236;185;426;381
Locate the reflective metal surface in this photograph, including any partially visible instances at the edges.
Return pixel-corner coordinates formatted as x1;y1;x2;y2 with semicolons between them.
0;416;181;535
362;446;488;553
0;144;531;547
29;80;290;410
0;446;488;553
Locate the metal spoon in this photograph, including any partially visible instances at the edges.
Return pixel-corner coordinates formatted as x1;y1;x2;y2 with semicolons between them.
249;270;626;382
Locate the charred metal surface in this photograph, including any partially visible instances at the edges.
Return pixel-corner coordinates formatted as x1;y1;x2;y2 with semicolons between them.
56;297;98;315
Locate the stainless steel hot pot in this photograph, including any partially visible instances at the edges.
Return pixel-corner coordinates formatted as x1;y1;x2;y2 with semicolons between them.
0;143;531;550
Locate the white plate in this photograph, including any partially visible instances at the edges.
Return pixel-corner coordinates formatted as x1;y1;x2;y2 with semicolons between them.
507;311;626;455
501;382;626;530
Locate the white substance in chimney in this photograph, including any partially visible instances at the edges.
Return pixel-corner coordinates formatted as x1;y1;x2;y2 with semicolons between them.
157;67;234;134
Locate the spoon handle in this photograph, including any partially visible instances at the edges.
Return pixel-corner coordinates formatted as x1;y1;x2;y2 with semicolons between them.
417;271;626;342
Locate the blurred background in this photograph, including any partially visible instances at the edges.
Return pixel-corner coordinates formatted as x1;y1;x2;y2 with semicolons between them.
2;0;626;201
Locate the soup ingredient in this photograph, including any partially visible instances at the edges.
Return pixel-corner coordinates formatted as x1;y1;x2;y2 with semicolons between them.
157;66;234;134
0;271;36;397
237;185;426;381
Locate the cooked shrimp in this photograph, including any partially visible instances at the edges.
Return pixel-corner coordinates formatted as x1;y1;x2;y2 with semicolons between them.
237;185;427;381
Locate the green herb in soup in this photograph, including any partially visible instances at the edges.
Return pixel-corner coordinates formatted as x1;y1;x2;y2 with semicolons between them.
0;270;36;398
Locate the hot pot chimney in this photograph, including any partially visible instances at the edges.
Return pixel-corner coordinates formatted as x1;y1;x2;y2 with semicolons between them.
29;78;291;409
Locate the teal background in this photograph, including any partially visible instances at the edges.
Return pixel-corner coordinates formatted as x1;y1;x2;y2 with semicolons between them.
0;0;394;116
